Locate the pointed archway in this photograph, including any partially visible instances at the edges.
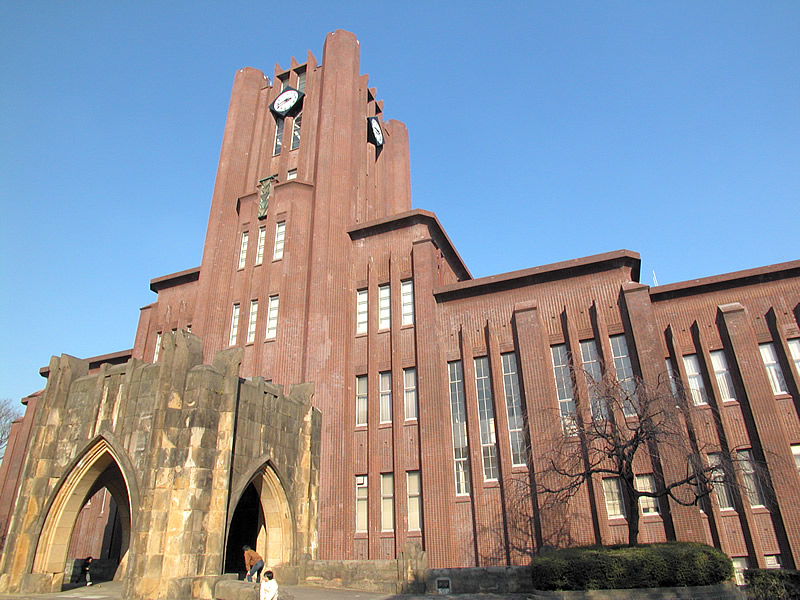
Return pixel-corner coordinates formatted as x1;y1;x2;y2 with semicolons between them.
225;464;293;576
32;439;133;585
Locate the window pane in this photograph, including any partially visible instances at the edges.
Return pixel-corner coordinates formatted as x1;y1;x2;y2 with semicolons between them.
238;231;249;269
551;344;576;433
449;361;471;495
502;352;526;465
683;354;708;405
788;339;800;375
380;371;392;423
760;343;788;395
356;375;368;426
708;453;734;510
290;112;302;150
710;350;736;402
401;279;414;326
247;300;258;343
610;335;637;416
404;368;417;420
355;475;368;532
266;295;279;340
356;289;368;334
273;221;285;260
580;339;606;419
381;473;394;531
378;284;391;330
635;474;660;514
602;477;625;518
229;304;240;346
475;357;498;480
738;449;765;507
407;471;422;531
273;117;284;155
256;226;266;265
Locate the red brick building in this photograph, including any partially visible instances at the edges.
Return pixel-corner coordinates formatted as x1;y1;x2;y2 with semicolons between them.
2;29;799;582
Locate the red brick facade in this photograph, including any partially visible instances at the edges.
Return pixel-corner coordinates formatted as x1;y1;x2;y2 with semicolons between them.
2;30;799;573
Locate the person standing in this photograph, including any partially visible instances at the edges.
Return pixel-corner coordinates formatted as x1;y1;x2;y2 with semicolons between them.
80;556;93;586
260;570;278;600
242;545;264;583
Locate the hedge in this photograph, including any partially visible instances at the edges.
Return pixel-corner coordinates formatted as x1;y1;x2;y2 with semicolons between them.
745;569;800;600
530;542;733;590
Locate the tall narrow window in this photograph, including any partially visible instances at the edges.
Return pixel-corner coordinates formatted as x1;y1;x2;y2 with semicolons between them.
273;221;286;260
708;453;734;510
403;367;417;420
710;350;736;402
380;371;392;424
256;226;266;265
266;295;279;340
738;449;766;507
788;339;800;375
247;300;258;344
602;477;626;518
665;358;680;398
296;69;306;93
501;352;526;465
610;334;637;416
448;361;471;495
401;279;414;326
238;231;249;269
407;471;422;531
355;475;368;532
635;474;660;514
381;473;394;531
791;445;800;475
355;375;368;426
273;118;284;155
683;354;708;405
229;303;240;346
378;284;391;330
356;289;368;334
760;343;788;395
580;339;606;419
290;112;302;150
551;344;576;433
153;331;162;362
474;357;499;481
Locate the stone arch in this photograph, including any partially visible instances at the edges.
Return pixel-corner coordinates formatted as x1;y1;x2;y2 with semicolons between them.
32;436;135;580
227;460;294;570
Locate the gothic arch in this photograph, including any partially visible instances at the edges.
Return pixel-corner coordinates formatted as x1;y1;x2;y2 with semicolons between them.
32;436;136;579
227;459;294;569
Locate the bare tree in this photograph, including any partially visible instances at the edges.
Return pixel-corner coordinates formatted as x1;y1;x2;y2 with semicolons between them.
0;398;23;461
534;368;770;547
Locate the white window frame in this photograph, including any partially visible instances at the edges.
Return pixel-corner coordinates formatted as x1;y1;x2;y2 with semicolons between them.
273;117;284;156
401;279;414;326
403;367;417;420
635;474;660;515
229;303;240;346
760;342;788;395
737;449;766;507
610;334;637;416
708;453;734;510
290;111;302;150
683;354;708;406
792;444;800;475
238;231;249;270
355;475;368;532
501;352;526;466
474;357;499;481
273;221;286;260
255;226;266;265
154;331;162;362
355;375;368;426
381;473;394;531
287;168;297;180
379;371;392;424
732;557;748;586
551;344;576;434
407;471;422;531
602;477;626;518
265;295;279;340
356;289;368;335
247;300;258;344
580;339;606;419
788;338;800;376
378;284;391;330
710;350;736;402
449;361;470;495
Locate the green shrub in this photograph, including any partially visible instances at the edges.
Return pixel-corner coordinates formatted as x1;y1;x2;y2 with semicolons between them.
745;569;800;600
530;542;733;590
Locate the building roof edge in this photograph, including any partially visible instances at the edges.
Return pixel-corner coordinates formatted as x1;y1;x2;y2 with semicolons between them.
150;266;201;292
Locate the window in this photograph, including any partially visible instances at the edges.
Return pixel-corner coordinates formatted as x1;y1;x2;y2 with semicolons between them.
610;334;637;416
273;221;285;260
788;339;800;375
737;449;766;507
290;112;302;150
296;69;306;93
732;557;748;586
273;118;284;155
665;358;680;398
792;444;800;475
602;477;626;518
355;475;368;532
256;226;266;265
238;231;249;269
710;350;736;402
407;471;422;531
355;375;368;426
765;555;782;569
635;474;660;515
229;303;240;346
380;371;392;423
356;289;368;334
474;357;499;481
287;168;297;180
708;453;734;510
247;300;258;343
551;344;576;433
501;353;526;465
449;361;471;495
760;342;788;395
266;295;279;340
381;473;394;531
683;354;708;405
378;284;391;330
154;331;162;362
580;339;606;419
401;279;414;326
403;367;417;420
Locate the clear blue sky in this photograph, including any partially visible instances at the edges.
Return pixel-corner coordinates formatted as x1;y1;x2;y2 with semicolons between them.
1;2;798;403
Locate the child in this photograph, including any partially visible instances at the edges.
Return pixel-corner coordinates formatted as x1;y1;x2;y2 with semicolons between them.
260;569;278;600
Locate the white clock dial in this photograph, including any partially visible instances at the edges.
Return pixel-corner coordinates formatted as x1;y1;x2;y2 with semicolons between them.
371;119;384;145
273;90;299;112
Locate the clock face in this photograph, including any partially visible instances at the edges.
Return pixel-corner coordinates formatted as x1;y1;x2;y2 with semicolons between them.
370;119;384;145
273;89;299;113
